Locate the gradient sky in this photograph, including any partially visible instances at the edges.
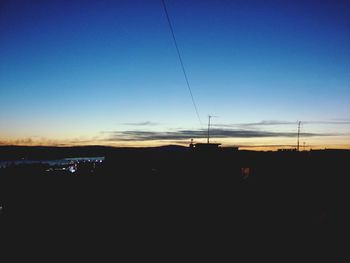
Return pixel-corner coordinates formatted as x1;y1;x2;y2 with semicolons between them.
1;0;350;149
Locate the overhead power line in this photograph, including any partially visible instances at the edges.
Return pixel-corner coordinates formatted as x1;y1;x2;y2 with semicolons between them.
161;0;202;126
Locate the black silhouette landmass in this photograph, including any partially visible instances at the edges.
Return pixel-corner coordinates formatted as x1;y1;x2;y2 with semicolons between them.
1;145;349;258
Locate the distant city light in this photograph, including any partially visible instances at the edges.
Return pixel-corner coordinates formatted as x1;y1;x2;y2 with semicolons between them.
68;166;76;173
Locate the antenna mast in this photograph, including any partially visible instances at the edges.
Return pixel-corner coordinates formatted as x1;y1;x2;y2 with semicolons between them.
297;121;301;151
207;115;217;144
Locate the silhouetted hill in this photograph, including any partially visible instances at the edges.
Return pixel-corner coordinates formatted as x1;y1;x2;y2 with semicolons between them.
0;145;193;160
1;145;349;160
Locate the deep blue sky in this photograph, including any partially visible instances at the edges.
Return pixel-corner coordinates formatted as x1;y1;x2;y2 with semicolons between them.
1;0;349;148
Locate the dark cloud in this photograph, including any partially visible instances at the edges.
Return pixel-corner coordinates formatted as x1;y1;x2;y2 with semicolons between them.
123;121;159;126
212;120;297;128
236;144;297;148
213;120;350;128
240;120;296;126
105;128;336;141
304;121;350;125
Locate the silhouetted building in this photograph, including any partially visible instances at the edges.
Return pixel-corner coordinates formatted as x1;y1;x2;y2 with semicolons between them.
277;148;297;152
192;143;221;150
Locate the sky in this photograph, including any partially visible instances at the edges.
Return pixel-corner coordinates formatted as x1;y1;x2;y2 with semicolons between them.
1;0;350;150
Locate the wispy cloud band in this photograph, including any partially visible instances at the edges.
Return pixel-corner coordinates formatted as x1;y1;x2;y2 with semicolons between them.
213;120;350;128
122;121;159;126
105;128;337;141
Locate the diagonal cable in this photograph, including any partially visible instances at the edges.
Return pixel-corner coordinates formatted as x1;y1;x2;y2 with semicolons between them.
161;0;202;126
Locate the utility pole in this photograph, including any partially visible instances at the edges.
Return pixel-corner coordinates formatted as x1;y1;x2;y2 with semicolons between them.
297;121;301;151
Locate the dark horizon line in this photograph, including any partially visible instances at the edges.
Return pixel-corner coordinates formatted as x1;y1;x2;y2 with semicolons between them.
1;143;349;151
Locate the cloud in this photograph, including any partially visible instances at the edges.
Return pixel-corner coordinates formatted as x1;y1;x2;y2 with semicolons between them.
105;128;336;141
213;120;350;128
236;144;298;148
240;120;297;126
331;118;350;122
212;120;297;128
14;138;33;145
122;121;159;126
303;120;350;125
0;137;96;147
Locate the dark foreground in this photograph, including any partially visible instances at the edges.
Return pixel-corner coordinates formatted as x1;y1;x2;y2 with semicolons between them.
1;146;349;259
